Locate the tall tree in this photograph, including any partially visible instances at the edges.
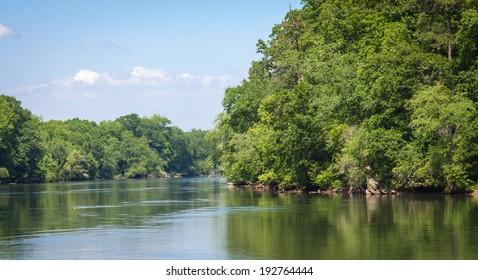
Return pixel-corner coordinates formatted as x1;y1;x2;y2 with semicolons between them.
214;0;478;192
0;95;43;182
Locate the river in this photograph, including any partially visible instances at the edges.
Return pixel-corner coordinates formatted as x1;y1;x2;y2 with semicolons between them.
0;177;477;259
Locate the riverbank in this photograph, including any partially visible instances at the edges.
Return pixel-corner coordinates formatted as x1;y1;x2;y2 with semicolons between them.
228;181;476;196
1;172;222;186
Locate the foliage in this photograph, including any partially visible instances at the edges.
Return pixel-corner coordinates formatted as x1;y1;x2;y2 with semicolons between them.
213;0;478;192
0;95;218;183
0;95;43;183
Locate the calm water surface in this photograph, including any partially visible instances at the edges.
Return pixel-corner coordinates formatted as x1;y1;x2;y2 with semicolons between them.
0;177;477;259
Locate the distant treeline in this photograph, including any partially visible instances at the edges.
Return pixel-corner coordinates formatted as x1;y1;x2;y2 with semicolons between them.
213;0;478;193
0;95;219;183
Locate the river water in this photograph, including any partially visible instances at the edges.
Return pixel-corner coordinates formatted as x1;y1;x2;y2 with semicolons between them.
0;177;477;259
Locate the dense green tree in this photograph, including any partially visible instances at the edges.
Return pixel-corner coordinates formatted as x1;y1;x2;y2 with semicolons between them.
220;131;262;184
115;131;163;178
408;84;475;191
184;129;218;175
214;0;478;192
1;95;218;183
0;95;43;183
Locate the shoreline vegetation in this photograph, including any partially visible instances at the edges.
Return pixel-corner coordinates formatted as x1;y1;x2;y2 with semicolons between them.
228;182;477;196
213;0;478;195
0;94;220;185
0;172;223;187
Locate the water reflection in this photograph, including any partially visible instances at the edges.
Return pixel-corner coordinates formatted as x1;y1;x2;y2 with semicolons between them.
1;178;478;259
222;191;478;260
0;178;227;259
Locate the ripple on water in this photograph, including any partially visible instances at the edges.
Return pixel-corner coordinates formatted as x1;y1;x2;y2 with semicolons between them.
72;205;120;210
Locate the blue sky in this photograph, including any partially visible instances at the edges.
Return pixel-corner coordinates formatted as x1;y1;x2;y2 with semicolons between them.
0;0;302;130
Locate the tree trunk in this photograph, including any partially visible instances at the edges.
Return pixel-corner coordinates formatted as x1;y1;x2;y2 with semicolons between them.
445;3;453;60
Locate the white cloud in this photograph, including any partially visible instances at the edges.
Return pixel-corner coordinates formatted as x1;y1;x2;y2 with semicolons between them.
24;67;234;91
0;23;15;37
11;66;239;130
177;72;233;86
177;73;196;81
74;70;100;85
131;66;170;81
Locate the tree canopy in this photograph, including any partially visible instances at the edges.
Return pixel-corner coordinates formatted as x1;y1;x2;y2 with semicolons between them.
214;0;478;193
0;95;218;183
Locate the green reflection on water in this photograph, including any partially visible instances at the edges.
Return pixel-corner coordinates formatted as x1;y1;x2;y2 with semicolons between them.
222;189;478;259
0;179;221;235
1;178;478;259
